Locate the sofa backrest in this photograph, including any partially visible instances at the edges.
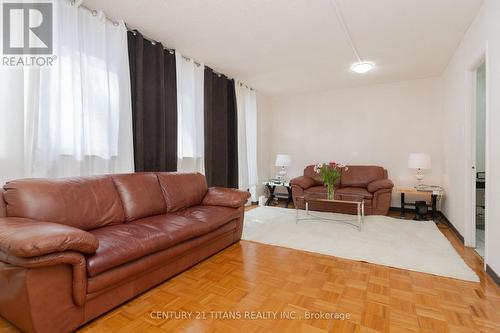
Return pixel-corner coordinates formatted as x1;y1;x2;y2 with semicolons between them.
111;173;167;222
156;172;207;212
340;166;387;187
3;176;125;230
304;165;324;186
0;189;6;218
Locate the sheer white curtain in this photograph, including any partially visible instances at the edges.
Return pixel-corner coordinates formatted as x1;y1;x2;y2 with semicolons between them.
24;0;134;177
235;81;258;202
0;67;25;185
175;51;205;173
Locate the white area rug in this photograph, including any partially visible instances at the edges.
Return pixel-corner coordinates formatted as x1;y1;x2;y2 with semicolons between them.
242;207;479;282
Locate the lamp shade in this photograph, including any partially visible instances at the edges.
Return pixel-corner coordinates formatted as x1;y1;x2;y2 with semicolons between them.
275;154;291;167
408;153;431;169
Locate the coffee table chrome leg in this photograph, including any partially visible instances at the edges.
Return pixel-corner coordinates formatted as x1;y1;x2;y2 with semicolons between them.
357;204;361;231
361;203;365;231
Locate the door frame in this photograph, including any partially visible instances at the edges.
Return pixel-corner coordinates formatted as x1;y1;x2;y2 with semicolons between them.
464;43;489;266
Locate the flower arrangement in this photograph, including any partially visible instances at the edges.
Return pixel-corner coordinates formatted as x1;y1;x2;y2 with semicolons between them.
314;162;348;200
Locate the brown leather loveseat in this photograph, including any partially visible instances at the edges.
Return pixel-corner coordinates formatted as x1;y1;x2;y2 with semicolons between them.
291;165;394;215
0;172;249;333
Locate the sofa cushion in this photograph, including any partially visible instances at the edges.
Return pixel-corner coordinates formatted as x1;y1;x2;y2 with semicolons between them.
112;173;166;221
340;166;385;187
173;205;240;231
3;176;125;230
87;215;197;277
336;187;373;199
134;214;208;245
87;222;172;276
157;172;208;212
86;207;238;277
86;220;238;294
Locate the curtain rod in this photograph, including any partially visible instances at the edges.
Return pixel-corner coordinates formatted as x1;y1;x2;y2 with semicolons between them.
75;1;255;91
76;2;174;53
127;26;175;54
77;3;120;26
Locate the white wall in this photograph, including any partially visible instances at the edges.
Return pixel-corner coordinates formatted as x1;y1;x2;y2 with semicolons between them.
442;0;500;274
476;62;486;174
258;78;444;207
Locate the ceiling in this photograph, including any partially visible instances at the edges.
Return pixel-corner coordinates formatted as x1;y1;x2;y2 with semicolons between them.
84;0;484;95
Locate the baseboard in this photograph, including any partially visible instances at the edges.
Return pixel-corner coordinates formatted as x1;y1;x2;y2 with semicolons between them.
390;206;415;213
438;212;465;244
486;265;500;287
389;207;465;244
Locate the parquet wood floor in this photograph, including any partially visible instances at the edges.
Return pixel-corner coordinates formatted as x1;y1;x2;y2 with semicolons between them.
0;206;498;332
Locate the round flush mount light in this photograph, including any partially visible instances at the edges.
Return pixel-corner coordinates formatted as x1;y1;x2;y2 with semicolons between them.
350;61;375;74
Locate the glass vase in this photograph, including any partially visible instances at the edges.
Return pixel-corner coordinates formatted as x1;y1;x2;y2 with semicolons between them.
326;183;334;200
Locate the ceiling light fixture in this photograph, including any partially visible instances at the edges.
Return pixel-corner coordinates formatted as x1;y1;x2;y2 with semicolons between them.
330;0;375;74
350;61;375;74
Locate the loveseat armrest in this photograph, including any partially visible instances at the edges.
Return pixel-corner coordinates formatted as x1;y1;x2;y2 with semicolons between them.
0;217;99;258
202;187;251;208
367;179;394;193
290;176;316;190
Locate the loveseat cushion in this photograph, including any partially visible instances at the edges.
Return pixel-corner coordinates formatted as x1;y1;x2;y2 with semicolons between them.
112;173;167;221
3;176;125;230
335;187;373;199
157;172;208;212
304;186;328;195
340;166;385;187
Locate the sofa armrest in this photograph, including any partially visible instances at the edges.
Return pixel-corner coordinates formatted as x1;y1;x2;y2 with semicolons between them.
0;251;88;307
290;176;316;190
202;187;251;208
0;217;99;258
367;179;394;193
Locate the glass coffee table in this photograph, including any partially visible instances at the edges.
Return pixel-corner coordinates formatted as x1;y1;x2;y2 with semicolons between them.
295;192;365;231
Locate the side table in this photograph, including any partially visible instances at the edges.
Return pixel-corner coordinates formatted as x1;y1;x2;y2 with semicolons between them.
263;181;293;208
396;186;444;221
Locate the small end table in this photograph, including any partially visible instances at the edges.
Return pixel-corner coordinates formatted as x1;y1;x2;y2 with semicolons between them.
263;181;293;208
396;186;444;221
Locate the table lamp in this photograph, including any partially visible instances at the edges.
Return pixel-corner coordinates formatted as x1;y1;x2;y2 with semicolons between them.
275;154;291;181
408;153;431;184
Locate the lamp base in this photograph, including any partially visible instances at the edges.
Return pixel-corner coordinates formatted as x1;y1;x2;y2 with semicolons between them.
415;169;424;184
276;167;287;181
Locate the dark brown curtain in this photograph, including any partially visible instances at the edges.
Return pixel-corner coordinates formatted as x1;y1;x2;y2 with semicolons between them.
127;31;177;172
204;67;238;188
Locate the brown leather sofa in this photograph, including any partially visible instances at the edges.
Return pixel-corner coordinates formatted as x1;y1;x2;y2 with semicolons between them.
0;172;250;333
291;165;394;215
